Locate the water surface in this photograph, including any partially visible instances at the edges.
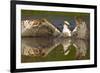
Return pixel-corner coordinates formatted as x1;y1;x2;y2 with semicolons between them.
21;37;90;63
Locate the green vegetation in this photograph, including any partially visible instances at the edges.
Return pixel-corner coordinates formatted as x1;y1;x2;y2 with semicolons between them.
21;10;89;17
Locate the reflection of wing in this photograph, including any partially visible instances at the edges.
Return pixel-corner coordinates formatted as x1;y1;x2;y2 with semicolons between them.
73;39;88;59
21;37;61;57
21;19;61;37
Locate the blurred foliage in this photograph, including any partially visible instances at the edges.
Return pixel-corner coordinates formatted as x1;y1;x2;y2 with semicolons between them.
21;10;90;17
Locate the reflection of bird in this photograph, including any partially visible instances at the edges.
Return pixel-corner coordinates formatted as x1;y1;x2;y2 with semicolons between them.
21;36;88;59
61;38;71;55
21;19;71;37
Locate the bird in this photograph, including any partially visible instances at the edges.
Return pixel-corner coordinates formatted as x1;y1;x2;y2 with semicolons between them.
61;21;71;37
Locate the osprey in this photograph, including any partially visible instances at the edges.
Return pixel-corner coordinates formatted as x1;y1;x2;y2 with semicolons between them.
61;21;71;37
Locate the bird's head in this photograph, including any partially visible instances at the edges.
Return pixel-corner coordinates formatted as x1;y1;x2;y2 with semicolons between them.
64;21;70;30
64;21;70;26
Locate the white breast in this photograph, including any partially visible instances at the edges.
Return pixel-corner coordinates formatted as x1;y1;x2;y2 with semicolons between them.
62;24;71;37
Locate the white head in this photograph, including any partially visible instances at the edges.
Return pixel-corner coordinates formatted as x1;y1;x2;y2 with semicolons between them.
64;21;70;26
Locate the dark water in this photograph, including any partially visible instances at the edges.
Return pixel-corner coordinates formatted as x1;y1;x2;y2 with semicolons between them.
21;37;90;63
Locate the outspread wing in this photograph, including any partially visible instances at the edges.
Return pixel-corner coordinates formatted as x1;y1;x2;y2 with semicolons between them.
21;19;61;37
